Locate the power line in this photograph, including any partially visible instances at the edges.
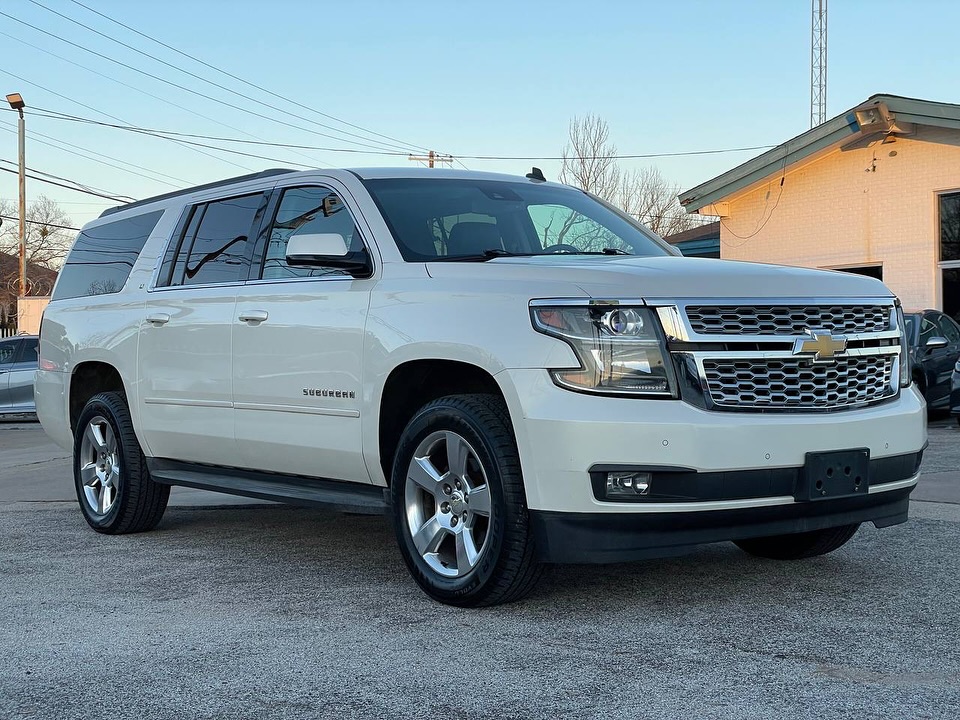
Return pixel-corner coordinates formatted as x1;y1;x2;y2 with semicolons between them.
0;163;133;202
65;0;431;155
0;213;80;232
29;0;416;155
1;6;417;155
30;107;777;162
0;67;255;173
0;27;326;170
0;124;183;188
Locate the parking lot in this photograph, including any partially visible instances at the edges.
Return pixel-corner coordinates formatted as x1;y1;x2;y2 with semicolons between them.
2;419;958;719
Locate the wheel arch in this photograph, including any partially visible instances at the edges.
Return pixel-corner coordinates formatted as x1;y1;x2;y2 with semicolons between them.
69;361;127;435
377;359;511;486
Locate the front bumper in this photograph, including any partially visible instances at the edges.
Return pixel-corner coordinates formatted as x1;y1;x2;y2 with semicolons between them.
498;369;927;515
531;483;914;563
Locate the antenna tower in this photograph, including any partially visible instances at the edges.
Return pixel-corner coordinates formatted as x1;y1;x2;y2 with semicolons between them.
810;0;828;127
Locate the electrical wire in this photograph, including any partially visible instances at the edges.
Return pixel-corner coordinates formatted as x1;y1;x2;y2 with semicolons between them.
0;28;329;170
29;0;418;155
0;163;134;203
0;124;183;189
0;213;80;232
0;67;256;173
65;0;431;155
29;108;776;162
0;7;420;155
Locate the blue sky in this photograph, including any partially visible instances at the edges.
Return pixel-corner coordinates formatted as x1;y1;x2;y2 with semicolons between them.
2;0;960;229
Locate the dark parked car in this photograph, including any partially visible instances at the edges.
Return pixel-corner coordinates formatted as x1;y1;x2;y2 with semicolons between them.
0;334;38;416
903;310;960;411
950;359;960;425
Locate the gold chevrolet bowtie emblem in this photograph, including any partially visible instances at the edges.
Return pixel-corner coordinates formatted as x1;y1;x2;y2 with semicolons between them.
793;329;847;362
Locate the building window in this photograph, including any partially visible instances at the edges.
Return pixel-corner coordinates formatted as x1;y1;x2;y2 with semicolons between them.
940;192;960;262
831;265;883;280
938;192;960;321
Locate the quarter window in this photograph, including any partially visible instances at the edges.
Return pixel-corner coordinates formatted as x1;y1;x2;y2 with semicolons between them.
260;187;361;280
52;210;164;300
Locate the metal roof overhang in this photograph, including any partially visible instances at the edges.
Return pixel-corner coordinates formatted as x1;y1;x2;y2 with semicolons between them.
678;94;960;214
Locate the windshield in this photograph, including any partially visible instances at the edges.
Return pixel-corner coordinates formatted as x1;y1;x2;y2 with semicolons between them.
362;178;672;261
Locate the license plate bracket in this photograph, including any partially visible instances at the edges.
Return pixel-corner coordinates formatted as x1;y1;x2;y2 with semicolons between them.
798;449;870;501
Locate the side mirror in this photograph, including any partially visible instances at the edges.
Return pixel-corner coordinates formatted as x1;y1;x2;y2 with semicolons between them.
925;336;949;350
285;232;372;278
286;232;349;260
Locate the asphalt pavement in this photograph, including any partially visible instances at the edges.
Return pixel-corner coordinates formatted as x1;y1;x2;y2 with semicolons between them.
1;418;959;719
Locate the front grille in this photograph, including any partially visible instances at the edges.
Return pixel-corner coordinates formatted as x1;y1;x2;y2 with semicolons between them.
702;355;895;409
686;304;890;336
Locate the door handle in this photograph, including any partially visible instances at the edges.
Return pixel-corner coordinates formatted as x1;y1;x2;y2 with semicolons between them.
238;310;269;324
145;313;170;325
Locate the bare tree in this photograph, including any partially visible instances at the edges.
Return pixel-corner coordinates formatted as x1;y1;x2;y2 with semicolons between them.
559;115;707;237
0;195;74;275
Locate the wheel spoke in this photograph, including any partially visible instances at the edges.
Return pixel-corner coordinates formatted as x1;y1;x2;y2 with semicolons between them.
409;456;442;494
455;529;479;571
79;462;99;487
412;514;446;556
102;424;117;454
97;483;109;514
446;432;470;480
85;422;107;453
468;484;491;517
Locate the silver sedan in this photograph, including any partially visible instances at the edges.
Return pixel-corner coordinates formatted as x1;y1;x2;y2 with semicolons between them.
0;335;38;416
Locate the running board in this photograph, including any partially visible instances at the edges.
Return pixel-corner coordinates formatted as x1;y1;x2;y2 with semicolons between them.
147;459;389;515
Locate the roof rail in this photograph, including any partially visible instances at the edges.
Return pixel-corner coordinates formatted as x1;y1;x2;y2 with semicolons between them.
98;168;298;218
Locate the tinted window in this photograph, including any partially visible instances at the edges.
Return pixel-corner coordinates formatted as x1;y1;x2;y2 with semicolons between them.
363;179;669;261
940;192;960;263
0;340;18;365
919;316;937;346
935;314;960;343
175;194;261;286
260;187;360;280
52;210;164;300
15;338;38;364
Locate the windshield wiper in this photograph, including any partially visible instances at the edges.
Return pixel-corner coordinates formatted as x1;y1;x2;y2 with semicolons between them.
569;248;633;256
434;249;536;262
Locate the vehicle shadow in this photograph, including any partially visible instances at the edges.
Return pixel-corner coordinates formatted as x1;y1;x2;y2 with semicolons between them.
150;503;906;620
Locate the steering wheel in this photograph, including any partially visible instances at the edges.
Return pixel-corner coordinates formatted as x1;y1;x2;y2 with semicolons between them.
541;243;581;254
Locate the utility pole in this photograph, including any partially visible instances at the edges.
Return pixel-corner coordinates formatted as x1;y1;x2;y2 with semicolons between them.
408;150;453;168
6;93;26;296
810;0;827;128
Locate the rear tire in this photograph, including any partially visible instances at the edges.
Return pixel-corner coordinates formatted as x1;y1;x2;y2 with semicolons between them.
734;523;860;560
391;394;541;607
74;391;169;534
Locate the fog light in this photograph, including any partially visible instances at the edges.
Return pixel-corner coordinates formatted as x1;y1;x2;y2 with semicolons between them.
606;472;651;498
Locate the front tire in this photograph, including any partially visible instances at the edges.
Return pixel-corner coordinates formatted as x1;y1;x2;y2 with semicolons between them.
74;391;169;534
734;523;860;560
391;394;541;607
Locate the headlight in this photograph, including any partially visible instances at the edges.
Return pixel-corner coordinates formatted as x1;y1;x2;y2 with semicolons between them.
531;303;676;396
896;303;911;388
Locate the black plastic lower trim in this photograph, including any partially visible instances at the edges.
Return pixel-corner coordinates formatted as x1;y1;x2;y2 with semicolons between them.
589;450;922;503
147;458;388;514
531;486;913;564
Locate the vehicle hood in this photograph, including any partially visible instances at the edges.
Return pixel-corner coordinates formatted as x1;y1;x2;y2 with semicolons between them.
425;255;893;300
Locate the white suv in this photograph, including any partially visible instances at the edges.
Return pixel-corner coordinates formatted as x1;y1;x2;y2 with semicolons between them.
36;167;926;606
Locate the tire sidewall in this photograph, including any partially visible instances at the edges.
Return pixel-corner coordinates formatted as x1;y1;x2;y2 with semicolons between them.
391;401;512;603
74;394;130;531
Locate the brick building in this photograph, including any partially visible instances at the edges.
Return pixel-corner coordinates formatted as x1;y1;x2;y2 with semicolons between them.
678;94;960;319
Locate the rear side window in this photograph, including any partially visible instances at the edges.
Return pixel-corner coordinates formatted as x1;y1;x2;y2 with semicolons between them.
52;210;164;300
0;340;18;365
14;337;38;364
164;193;263;287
